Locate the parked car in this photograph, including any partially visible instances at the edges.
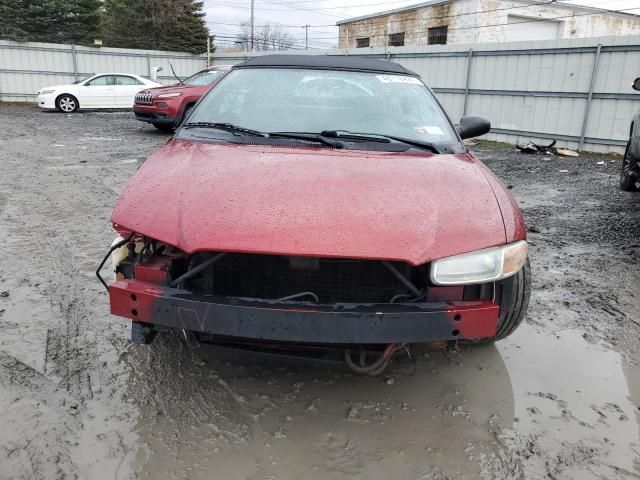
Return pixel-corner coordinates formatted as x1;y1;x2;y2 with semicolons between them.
621;78;640;191
98;55;530;375
133;65;231;131
37;74;161;112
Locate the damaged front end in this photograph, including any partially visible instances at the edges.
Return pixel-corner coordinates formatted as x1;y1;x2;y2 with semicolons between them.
97;233;521;375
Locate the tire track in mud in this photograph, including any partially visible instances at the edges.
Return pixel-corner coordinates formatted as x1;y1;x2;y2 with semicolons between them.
0;352;79;480
0;105;169;479
42;237;96;401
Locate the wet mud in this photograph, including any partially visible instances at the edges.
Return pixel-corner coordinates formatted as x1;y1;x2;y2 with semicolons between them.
0;104;638;479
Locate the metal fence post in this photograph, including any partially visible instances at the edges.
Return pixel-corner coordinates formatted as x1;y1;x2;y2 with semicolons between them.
579;43;602;151
71;45;79;82
462;48;473;116
146;53;151;78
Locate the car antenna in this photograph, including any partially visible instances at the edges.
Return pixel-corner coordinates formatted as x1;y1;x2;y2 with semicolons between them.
169;62;184;85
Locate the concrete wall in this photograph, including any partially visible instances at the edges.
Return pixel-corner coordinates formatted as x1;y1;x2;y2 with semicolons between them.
0;40;207;102
211;35;640;154
337;0;640;47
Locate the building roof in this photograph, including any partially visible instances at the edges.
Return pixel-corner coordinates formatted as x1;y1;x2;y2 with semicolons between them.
336;0;448;25
335;0;639;25
234;54;418;75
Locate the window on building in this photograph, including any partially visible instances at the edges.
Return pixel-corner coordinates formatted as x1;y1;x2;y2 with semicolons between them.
388;32;405;47
428;26;448;45
356;37;370;48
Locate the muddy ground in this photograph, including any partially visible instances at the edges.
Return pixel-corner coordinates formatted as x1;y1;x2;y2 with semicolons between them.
0;103;639;480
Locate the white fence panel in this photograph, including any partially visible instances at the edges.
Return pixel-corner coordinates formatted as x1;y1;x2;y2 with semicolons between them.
0;40;207;100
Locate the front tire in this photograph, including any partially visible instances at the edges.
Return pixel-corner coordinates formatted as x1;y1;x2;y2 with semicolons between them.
477;259;531;343
179;104;194;127
620;141;639;192
56;94;78;113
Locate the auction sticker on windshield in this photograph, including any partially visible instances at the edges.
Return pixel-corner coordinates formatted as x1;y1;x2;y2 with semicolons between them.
376;75;423;85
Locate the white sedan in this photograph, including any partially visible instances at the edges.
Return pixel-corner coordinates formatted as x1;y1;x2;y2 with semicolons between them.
37;73;162;112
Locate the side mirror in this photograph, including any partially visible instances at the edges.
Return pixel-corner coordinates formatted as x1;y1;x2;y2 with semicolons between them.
457;116;491;140
633;78;640;92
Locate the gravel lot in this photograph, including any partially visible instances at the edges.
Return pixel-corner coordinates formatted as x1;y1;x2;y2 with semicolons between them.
0;103;639;480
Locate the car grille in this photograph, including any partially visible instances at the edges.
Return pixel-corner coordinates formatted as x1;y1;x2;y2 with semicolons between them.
184;253;427;304
135;92;153;104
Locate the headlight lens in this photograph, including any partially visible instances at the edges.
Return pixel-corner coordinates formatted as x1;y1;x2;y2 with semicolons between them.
39;89;55;95
157;92;182;98
430;240;528;285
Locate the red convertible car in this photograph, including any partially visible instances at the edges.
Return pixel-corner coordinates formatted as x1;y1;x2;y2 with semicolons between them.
98;56;530;374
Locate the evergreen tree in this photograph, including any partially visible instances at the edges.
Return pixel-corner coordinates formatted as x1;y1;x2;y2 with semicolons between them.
101;0;210;54
0;0;101;45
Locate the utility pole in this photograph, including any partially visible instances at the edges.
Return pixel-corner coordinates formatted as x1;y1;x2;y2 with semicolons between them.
206;35;211;67
250;0;255;51
304;24;310;49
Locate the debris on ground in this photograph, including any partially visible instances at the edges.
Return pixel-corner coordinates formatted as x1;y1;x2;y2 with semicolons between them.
516;140;557;155
515;141;579;158
557;148;580;157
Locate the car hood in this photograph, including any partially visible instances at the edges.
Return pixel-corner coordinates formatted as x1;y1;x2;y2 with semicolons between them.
141;84;200;95
39;84;74;92
111;140;509;266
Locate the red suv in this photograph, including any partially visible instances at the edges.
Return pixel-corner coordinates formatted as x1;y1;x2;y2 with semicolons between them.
133;65;230;131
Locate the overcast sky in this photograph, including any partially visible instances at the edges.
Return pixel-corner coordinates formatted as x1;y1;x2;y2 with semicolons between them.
202;0;640;50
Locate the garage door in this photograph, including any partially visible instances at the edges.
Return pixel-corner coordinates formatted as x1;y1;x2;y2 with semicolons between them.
506;15;561;42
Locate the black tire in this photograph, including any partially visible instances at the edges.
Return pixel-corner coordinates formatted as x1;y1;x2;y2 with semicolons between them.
620;141;639;192
477;259;531;343
179;104;195;126
152;122;174;132
56;94;79;113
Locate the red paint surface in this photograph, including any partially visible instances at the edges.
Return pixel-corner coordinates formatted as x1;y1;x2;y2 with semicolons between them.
109;280;159;323
475;159;527;242
447;302;499;338
111;140;520;266
134;254;172;285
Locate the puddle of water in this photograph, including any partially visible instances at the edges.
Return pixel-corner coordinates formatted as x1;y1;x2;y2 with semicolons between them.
131;323;639;479
496;326;640;478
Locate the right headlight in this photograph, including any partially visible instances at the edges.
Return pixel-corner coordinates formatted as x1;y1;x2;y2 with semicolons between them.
39;89;55;95
430;240;528;285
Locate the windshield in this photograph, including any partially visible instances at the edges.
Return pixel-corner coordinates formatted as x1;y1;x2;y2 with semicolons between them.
184;70;224;86
186;68;459;146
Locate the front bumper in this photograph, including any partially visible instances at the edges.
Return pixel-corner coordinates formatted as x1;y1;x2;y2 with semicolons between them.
133;104;178;126
109;279;500;344
38;93;56;109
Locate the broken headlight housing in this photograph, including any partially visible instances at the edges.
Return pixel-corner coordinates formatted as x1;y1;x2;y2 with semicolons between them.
430;240;528;285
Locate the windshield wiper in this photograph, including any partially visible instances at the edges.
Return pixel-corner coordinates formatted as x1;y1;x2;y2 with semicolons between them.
182;122;267;137
320;130;440;153
268;132;344;148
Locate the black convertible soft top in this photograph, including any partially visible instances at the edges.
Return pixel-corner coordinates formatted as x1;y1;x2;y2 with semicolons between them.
234;54;418;76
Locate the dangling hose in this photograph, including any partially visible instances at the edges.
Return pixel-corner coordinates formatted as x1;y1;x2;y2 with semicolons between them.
344;343;399;376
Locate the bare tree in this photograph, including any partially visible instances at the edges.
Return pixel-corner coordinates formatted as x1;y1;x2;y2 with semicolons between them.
236;22;296;51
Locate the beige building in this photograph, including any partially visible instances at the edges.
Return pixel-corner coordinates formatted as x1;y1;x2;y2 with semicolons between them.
337;0;640;48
